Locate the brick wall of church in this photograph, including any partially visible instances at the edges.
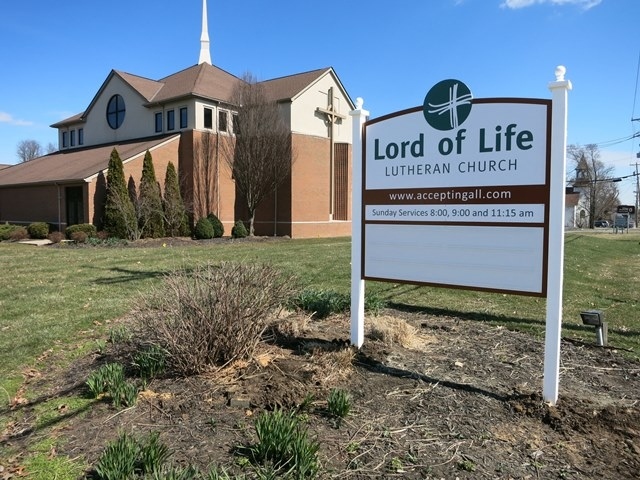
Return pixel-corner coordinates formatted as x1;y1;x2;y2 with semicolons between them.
177;131;352;238
180;130;236;233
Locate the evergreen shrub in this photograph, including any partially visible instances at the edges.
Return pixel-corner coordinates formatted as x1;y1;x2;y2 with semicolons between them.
162;161;190;237
207;213;224;238
231;220;248;238
27;222;49;239
65;223;97;240
104;148;136;239
194;217;215;240
0;223;21;241
138;150;165;238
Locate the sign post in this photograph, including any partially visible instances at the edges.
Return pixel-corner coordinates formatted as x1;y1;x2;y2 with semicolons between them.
543;66;572;405
350;98;368;348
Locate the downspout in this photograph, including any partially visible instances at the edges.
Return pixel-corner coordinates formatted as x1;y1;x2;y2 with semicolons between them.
273;186;277;236
55;182;62;232
216;131;220;217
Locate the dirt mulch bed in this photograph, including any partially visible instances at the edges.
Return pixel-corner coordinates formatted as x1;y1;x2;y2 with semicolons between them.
2;311;639;479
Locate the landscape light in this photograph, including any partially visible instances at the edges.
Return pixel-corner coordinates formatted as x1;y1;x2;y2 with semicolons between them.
580;310;608;347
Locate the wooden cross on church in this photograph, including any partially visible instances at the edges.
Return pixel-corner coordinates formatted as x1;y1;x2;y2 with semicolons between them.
316;87;347;219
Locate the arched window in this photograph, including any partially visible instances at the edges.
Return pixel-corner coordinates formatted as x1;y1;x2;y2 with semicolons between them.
106;94;126;129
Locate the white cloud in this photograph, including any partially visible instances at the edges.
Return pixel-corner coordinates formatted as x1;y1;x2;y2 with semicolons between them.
0;111;33;126
501;0;602;9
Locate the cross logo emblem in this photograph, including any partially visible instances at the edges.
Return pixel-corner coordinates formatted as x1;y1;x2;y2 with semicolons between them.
423;79;473;131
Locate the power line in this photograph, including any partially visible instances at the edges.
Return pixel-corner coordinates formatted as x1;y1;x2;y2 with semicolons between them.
632;48;640;127
594;132;639;148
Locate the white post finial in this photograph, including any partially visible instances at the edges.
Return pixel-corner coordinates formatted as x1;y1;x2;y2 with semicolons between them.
554;65;566;81
198;0;212;65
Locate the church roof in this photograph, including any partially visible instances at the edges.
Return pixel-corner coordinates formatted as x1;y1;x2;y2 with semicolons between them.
117;71;164;102
260;68;330;102
52;65;340;128
150;63;241;105
0;135;180;186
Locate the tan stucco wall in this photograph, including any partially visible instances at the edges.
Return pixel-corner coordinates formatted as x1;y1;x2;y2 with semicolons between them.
290;71;352;143
59;76;198;151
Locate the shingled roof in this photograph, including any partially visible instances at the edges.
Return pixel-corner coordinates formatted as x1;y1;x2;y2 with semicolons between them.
150;63;242;105
260;68;330;103
53;65;338;129
0;135;179;186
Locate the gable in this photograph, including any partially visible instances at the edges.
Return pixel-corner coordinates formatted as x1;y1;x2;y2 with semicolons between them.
288;69;354;142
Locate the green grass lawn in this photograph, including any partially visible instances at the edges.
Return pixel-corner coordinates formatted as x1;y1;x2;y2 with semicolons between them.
1;231;639;405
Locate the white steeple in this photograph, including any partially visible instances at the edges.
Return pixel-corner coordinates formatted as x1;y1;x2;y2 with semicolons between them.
198;0;212;65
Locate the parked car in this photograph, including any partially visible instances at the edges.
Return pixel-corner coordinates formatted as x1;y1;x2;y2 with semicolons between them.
594;220;609;228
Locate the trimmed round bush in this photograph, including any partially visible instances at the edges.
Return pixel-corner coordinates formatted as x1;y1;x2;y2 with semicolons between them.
194;217;215;240
27;222;49;239
207;213;224;238
65;223;97;240
231;220;248;239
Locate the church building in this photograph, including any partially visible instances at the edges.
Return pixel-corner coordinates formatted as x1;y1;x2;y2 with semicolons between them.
0;0;354;238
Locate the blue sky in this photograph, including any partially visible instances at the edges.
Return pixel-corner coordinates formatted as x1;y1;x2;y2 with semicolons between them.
1;0;639;204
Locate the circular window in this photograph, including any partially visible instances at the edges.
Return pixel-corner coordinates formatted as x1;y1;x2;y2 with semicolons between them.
106;94;126;129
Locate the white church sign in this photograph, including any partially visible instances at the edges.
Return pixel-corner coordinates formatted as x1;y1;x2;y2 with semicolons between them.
350;68;572;405
362;80;551;295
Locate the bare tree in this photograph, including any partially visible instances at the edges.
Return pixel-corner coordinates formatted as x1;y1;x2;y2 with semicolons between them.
17;139;42;162
46;143;57;154
569;144;619;228
220;73;295;236
193;131;218;221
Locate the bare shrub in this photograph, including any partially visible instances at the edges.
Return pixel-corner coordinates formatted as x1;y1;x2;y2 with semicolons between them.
47;231;65;244
8;226;28;241
134;262;296;375
70;231;88;243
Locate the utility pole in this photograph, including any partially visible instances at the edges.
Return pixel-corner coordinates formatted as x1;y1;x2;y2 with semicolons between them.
633;159;639;228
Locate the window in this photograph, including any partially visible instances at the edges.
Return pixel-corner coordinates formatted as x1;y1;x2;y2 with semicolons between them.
106;94;126;129
218;110;228;132
204;107;213;129
70;130;76;147
155;112;163;133
180;107;188;129
167;110;175;131
78;128;84;145
232;113;239;134
62;131;68;148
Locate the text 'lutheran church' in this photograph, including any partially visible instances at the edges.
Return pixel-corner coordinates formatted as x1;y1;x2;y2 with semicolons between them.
0;0;354;238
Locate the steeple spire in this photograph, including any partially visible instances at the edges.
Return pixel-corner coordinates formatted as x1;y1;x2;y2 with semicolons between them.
198;0;212;65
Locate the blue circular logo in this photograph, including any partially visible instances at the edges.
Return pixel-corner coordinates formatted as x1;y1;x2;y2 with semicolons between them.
423;79;473;131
